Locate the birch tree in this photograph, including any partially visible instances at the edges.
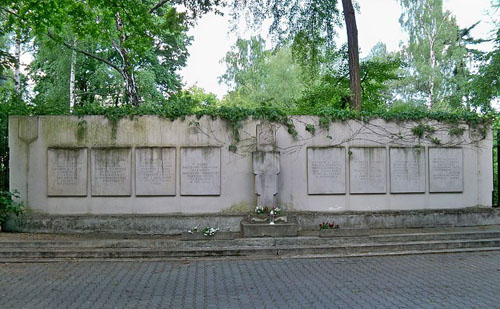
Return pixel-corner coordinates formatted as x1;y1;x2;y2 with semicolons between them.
398;0;468;107
2;0;222;105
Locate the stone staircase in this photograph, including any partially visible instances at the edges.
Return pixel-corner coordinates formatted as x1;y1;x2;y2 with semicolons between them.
2;225;500;261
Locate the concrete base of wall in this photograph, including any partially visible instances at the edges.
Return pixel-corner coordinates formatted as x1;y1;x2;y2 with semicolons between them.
3;207;500;235
240;221;298;238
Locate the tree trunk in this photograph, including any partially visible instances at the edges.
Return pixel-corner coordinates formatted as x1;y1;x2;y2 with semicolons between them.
122;68;140;106
14;37;21;94
429;38;437;107
341;0;362;111
69;38;77;111
112;40;140;106
114;12;140;106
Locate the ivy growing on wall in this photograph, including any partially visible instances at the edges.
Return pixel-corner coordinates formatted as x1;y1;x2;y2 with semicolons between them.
69;103;493;145
1;98;494;151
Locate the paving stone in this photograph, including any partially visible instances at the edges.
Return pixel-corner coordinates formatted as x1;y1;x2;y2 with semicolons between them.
1;252;500;308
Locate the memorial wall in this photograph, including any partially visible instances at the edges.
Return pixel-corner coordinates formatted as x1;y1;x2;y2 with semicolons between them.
9;115;493;214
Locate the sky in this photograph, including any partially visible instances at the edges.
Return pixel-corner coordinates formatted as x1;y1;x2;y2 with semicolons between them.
179;0;497;98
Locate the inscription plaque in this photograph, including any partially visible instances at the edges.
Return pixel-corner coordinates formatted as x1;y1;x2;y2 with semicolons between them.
307;147;346;194
135;147;176;196
47;148;87;196
429;148;463;192
390;148;425;193
91;148;131;196
180;147;221;195
349;147;387;194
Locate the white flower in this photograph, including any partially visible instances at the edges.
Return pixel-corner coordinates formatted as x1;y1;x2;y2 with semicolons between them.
202;226;220;237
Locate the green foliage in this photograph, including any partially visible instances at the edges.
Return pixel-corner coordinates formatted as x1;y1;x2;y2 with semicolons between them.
430;137;441;145
305;124;316;135
220;37;401;114
23;99;490;144
220;37;304;109
0;190;24;225
361;44;403;110
470;6;500;111
231;1;341;50
397;0;481;108
448;126;465;137
1;0;222;105
493;123;500;206
411;124;436;138
293;43;401;113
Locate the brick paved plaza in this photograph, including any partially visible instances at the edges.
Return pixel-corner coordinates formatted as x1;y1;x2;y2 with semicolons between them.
1;251;500;308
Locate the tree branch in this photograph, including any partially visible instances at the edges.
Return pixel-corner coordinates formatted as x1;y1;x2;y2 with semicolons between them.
1;8;19;17
361;68;369;83
149;0;170;14
46;31;123;75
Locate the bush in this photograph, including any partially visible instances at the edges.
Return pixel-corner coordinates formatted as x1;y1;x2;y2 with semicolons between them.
0;190;24;227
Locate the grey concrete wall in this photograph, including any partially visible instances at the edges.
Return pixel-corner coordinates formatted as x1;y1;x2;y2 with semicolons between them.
9;115;493;215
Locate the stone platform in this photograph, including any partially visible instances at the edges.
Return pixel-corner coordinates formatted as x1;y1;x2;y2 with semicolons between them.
4;207;500;235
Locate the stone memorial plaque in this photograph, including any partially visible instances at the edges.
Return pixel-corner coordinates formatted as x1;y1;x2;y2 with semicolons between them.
307;147;346;194
91;148;131;196
180;147;221;195
429;148;463;193
47;148;87;196
349;147;386;194
135;147;176;196
390;148;425;193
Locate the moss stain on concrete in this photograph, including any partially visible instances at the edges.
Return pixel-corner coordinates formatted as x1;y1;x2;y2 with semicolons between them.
222;202;253;214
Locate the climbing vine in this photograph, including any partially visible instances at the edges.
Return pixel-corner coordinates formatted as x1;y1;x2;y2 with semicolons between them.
4;96;495;150
68;103;494;143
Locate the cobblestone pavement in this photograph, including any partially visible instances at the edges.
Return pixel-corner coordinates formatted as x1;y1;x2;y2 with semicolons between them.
1;251;500;308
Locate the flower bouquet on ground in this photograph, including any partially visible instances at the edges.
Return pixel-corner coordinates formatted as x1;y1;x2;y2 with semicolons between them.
182;225;234;241
319;222;340;230
318;221;370;238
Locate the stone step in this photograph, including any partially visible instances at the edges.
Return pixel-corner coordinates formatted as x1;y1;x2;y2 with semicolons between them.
1;238;500;260
3;226;500;260
3;228;500;249
277;238;500;256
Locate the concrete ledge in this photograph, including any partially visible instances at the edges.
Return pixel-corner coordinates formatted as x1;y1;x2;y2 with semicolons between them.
240;221;298;238
181;232;235;241
295;207;500;230
3;207;500;235
3;214;245;235
319;228;370;237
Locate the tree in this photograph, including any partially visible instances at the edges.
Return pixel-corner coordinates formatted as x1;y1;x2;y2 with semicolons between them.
361;43;402;110
341;0;361;111
470;1;500;111
398;0;472;108
219;37;270;95
297;42;401;112
2;0;222;105
219;36;304;108
230;0;363;110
